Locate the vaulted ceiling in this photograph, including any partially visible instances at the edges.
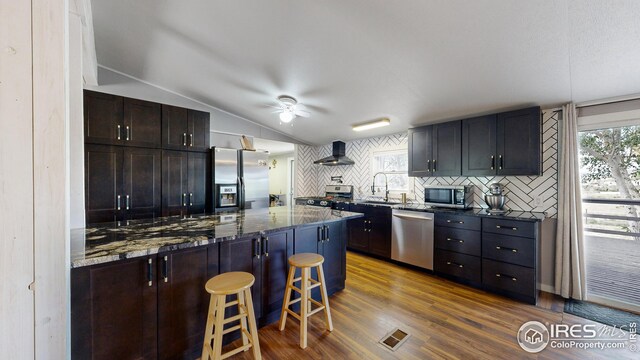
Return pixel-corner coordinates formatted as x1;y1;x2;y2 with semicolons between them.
91;0;640;145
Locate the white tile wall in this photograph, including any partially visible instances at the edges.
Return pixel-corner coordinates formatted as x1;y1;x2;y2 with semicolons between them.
295;110;559;216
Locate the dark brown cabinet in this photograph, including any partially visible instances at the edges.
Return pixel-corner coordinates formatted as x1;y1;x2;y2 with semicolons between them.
71;256;158;360
157;246;215;360
433;213;482;285
346;204;392;258
461;107;541;176
162;105;210;151
84;90;162;147
220;235;263;320
162;151;209;216
408;121;461;177
260;230;294;324
85;145;161;223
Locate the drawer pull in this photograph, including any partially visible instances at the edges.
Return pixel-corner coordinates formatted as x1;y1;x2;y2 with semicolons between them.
496;246;517;253
446;261;464;268
495;273;517;281
446;237;464;244
496;225;518;231
446;220;464;224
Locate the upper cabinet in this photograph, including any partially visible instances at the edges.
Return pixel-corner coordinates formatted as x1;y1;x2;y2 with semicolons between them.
462;106;541;176
408;121;461;177
123;98;162;148
162;105;210;151
84;90;124;145
410;106;541;178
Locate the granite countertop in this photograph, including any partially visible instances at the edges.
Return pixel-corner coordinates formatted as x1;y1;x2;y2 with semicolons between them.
335;199;546;222
71;205;363;268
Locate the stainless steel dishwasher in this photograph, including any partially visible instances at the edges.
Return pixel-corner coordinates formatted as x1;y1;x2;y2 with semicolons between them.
391;209;434;270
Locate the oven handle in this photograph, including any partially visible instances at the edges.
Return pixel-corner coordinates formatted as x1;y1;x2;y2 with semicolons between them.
392;213;433;221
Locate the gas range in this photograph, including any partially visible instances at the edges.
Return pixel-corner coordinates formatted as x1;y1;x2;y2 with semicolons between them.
295;185;353;208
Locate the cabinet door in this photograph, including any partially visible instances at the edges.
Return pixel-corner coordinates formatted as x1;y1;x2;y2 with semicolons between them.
347;218;370;252
408;126;433;177
432;121;462;176
188;151;209;215
123;147;161;220
220;236;262;319
294;224;322;255
261;230;293;321
496;107;541;176
157;247;210;360
462;115;497;176
368;208;392;258
123;98;161;148
85;144;123;224
84;90;123;145
321;221;347;294
71;257;157;360
162;151;188;216
162;105;189;150
188;109;210;151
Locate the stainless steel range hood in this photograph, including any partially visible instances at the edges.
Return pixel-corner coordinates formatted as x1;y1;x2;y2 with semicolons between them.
314;141;355;166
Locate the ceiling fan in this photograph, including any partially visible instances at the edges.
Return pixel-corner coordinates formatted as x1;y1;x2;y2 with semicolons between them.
271;95;311;124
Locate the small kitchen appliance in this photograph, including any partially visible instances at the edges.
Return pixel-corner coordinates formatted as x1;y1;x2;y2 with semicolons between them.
484;182;507;214
423;185;473;209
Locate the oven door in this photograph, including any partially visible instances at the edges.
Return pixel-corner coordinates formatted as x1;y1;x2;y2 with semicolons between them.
424;188;454;205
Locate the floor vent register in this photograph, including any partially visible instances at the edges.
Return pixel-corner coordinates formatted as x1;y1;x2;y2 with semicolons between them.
379;328;410;351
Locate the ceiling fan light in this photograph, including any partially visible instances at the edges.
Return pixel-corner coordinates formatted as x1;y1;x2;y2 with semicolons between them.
352;118;391;131
279;111;295;123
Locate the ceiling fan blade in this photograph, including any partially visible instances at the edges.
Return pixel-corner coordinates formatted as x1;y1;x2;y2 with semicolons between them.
271;109;283;114
294;109;311;117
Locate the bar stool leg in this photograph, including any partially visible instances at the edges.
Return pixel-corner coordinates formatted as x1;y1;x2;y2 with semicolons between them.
244;288;262;359
279;265;296;331
316;264;334;332
237;292;249;350
212;295;226;359
300;267;310;349
201;294;218;360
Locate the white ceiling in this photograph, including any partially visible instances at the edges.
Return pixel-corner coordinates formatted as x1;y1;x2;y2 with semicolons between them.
91;0;640;145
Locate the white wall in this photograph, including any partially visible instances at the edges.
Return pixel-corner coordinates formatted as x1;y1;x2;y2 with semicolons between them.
268;153;294;197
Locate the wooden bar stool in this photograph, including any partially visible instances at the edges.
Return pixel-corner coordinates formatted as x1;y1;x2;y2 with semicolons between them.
201;272;261;360
278;253;333;349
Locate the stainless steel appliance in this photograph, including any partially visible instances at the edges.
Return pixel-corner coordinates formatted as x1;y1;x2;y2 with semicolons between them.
484;182;506;214
424;185;473;209
391;209;434;270
313;141;355;166
295;185;353;207
211;147;269;211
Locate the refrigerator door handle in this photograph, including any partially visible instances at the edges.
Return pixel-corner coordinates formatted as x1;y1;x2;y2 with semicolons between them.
238;176;245;209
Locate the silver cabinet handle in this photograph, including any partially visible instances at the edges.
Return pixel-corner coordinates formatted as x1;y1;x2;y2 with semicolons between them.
183;133;187;146
162;256;168;283
496;225;518;231
147;258;153;287
446;219;464;224
446;261;463;268
496;273;517;281
125;126;130;141
499;155;503;169
126;195;130;210
324;225;330;242
427;159;431;172
491;155;495;170
446;237;464;243
190;133;193;147
433;159;436;172
189;193;193;206
182;193;187;206
117;195;121;210
496;246;517;253
117;124;121;140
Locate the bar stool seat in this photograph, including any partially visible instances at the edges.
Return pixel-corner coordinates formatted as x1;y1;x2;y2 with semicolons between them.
279;253;333;349
201;272;261;360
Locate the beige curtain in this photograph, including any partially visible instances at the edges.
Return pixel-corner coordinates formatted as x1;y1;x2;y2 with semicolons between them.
555;103;587;299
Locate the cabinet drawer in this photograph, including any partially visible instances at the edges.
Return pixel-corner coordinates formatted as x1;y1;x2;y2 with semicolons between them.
482;233;535;267
482;259;535;297
434;249;481;283
434;213;481;231
434;227;481;256
482;218;536;238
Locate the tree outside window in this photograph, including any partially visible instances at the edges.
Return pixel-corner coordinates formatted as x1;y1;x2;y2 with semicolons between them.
372;149;409;192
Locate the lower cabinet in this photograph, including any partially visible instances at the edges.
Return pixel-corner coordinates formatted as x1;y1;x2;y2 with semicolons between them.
346;204;392;258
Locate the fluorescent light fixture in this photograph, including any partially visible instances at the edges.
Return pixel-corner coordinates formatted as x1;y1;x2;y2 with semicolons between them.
352;118;391;132
279;111;295;123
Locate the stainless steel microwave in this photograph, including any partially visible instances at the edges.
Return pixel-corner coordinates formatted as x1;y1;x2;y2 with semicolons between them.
424;185;474;209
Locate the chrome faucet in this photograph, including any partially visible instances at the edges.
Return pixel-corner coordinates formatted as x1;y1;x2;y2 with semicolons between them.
371;172;389;202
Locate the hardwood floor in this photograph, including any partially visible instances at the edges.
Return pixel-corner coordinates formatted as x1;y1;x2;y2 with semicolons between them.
222;251;637;359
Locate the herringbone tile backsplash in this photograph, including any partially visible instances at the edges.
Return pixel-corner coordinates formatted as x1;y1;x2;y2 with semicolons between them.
295;110;559;217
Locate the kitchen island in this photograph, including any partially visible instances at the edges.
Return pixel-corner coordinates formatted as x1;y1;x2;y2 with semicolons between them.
71;206;363;360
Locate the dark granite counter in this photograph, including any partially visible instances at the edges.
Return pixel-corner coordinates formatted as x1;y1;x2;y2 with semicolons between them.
71;205;363;268
335;199;546;222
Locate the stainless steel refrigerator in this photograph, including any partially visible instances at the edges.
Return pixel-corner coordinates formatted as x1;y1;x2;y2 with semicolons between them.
211;147;269;211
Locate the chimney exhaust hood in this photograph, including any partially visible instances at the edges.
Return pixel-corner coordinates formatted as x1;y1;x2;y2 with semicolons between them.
314;141;355;166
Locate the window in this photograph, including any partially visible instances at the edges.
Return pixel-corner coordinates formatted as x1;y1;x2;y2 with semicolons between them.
371;149;409;191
